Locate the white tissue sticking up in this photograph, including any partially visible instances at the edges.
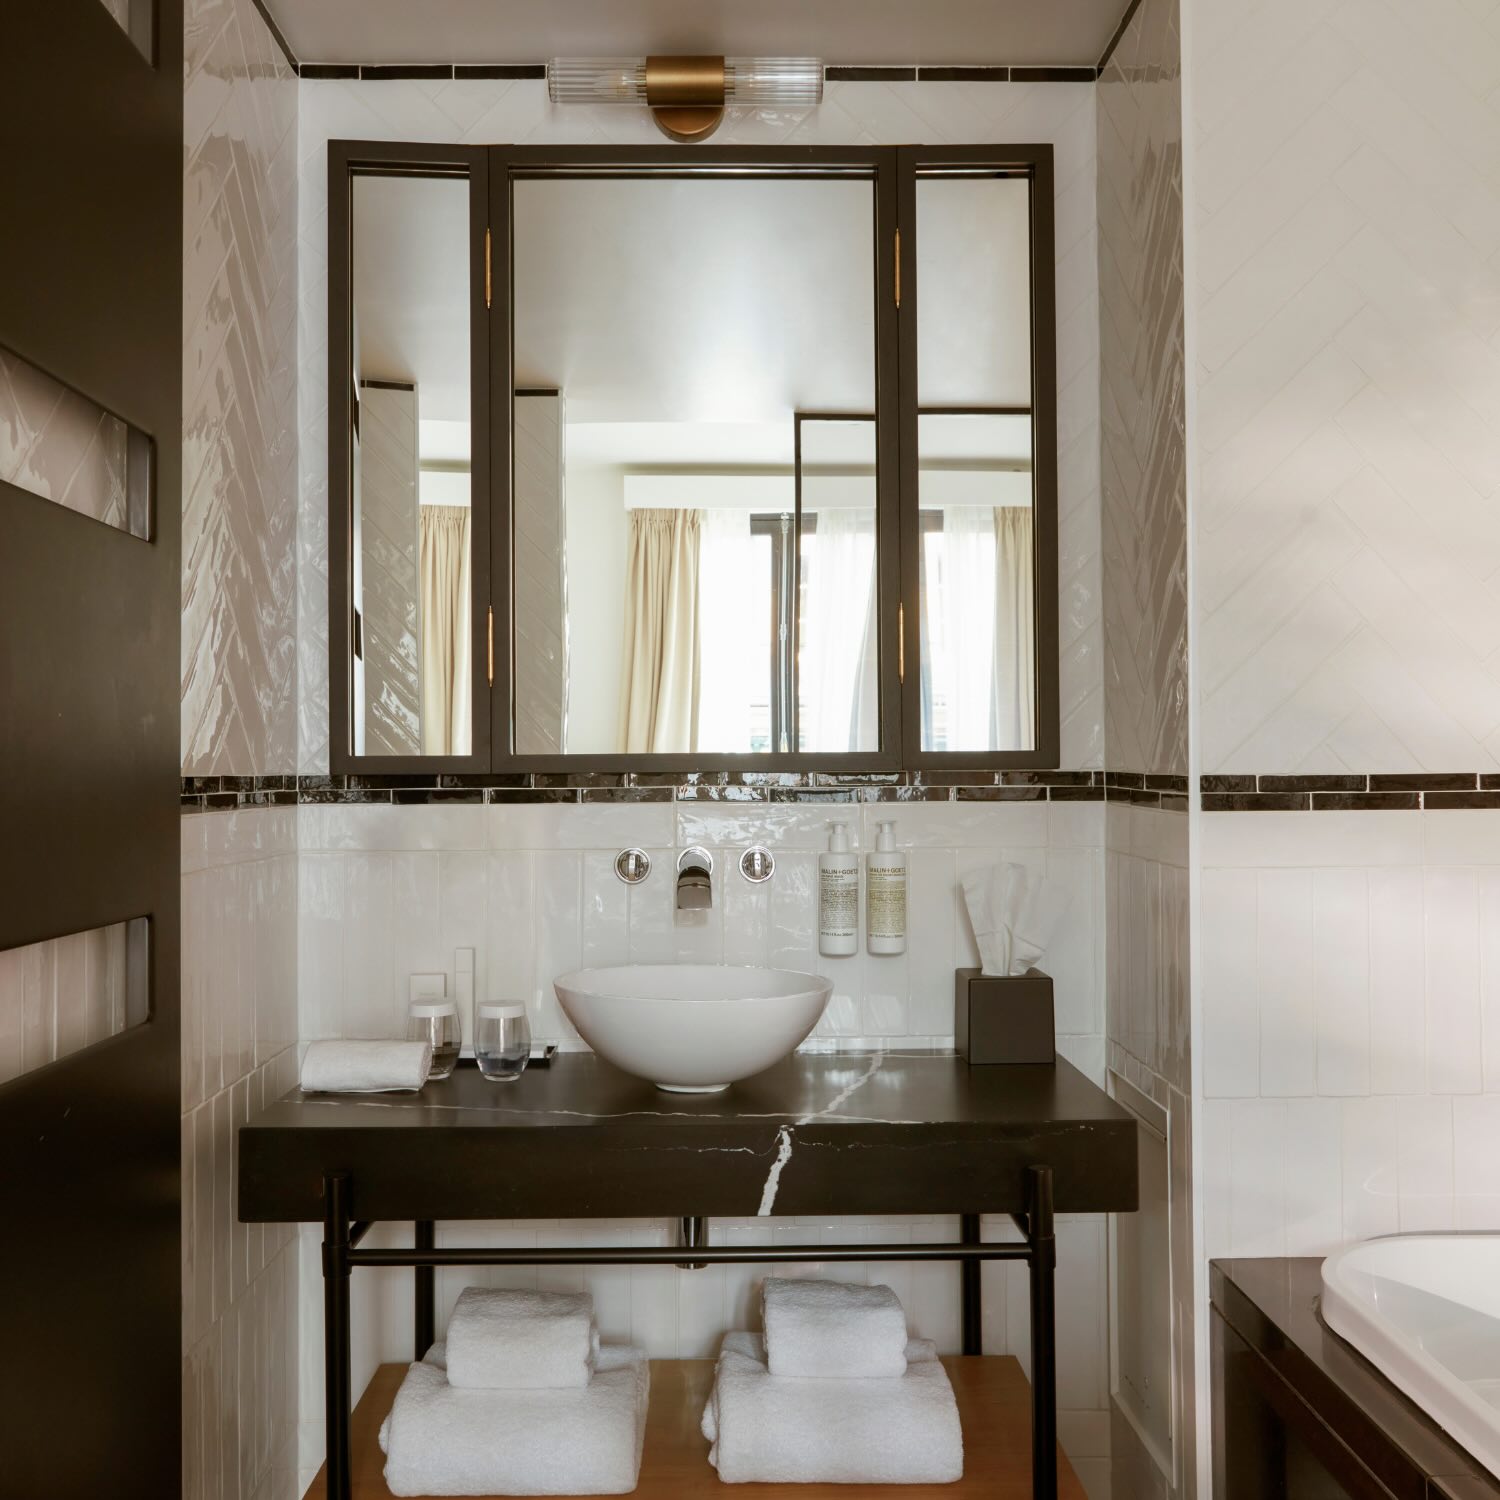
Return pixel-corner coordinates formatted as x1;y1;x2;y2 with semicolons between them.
961;862;1071;977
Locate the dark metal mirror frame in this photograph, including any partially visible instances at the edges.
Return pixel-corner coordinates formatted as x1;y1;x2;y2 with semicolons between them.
328;141;1059;775
328;139;492;774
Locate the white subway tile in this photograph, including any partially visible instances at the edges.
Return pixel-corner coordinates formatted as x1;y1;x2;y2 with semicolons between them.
1257;869;1316;1096
1424;868;1483;1094
1397;1096;1455;1231
1368;868;1426;1095
1341;1096;1400;1241
1312;869;1370;1095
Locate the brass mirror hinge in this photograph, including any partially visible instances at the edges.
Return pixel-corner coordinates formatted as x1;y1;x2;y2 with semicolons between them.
898;601;905;682
487;604;494;685
894;227;901;308
484;227;492;309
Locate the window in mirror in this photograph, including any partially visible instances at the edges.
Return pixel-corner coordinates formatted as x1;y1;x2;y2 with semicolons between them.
510;172;879;759
349;171;474;758
914;172;1038;755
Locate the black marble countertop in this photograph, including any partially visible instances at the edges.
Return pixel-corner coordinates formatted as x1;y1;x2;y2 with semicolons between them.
239;1050;1138;1225
1212;1257;1500;1499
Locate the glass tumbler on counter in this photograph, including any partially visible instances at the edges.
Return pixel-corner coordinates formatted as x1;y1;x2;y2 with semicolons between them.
407;1001;461;1080
475;1002;531;1081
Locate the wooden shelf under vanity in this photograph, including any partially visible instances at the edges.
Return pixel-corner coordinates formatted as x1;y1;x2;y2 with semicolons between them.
302;1354;1087;1500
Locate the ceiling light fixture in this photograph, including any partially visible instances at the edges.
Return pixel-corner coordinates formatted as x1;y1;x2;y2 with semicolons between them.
547;56;823;142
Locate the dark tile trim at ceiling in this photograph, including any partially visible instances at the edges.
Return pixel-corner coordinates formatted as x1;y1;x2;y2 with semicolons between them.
1095;0;1146;74
1201;773;1500;811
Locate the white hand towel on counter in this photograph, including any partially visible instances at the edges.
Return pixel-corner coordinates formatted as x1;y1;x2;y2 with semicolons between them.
762;1275;909;1378
445;1286;598;1389
379;1341;650;1497
702;1331;963;1485
299;1039;432;1093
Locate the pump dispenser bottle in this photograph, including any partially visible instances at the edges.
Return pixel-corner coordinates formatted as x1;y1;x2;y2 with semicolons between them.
818;821;859;957
866;820;908;955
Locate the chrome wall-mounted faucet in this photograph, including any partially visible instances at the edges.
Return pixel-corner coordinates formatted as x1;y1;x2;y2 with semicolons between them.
676;847;713;910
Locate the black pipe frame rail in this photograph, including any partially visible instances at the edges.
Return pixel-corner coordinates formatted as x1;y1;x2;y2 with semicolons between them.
320;1165;1060;1500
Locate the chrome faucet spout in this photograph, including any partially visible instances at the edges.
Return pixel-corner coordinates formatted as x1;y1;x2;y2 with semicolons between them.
676;847;714;910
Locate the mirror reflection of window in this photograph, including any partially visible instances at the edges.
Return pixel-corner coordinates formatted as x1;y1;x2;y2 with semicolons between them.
915;175;1037;754
511;174;876;757
349;172;472;758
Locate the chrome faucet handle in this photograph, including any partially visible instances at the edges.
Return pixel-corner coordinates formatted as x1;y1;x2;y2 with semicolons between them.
614;848;651;884
739;846;775;883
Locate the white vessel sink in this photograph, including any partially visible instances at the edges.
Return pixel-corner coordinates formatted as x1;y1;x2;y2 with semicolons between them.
553;964;832;1093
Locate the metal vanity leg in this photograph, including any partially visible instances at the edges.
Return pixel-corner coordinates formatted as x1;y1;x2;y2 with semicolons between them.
322;1172;353;1500
1026;1165;1058;1500
414;1220;436;1358
960;1213;983;1354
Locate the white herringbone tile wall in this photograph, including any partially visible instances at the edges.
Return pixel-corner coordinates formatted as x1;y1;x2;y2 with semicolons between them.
295;78;1103;774
183;0;299;775
1190;0;1500;775
1099;0;1192;1493
1099;0;1188;782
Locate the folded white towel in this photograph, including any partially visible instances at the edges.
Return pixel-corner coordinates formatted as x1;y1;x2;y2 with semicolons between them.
702;1331;963;1485
299;1039;431;1093
379;1341;650;1496
762;1276;909;1378
445;1286;598;1389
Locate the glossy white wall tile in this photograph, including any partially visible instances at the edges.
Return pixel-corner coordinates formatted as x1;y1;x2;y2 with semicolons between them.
1199;810;1500;1261
182;808;300;1500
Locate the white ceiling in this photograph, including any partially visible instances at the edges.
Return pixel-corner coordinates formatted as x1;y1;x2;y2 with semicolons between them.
267;0;1126;69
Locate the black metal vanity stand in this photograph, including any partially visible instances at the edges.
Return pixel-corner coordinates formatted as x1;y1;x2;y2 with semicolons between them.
240;1051;1137;1500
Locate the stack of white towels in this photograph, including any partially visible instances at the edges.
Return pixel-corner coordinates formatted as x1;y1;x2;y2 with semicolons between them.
379;1288;650;1496
702;1278;964;1484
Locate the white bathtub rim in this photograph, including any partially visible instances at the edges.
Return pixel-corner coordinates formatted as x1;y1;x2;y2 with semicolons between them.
1321;1232;1500;1482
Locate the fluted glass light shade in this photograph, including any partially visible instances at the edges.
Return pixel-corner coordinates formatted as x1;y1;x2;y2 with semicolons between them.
547;57;823;108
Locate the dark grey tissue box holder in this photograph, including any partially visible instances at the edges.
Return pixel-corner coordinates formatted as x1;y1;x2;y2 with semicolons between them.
955;967;1055;1065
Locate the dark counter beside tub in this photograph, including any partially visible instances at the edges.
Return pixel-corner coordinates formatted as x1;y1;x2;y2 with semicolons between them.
239;1049;1140;1223
241;1049;1138;1500
1212;1257;1500;1500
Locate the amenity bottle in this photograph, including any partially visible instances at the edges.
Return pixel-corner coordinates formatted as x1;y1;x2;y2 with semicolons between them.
819;821;859;957
866;819;907;956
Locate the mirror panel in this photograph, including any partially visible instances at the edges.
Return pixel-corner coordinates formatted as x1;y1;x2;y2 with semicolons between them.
915;174;1037;754
510;173;877;757
349;171;473;758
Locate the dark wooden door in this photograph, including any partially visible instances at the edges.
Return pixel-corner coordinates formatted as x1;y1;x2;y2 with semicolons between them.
0;2;183;1493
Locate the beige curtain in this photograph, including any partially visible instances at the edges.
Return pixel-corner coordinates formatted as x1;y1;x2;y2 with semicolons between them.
420;505;471;756
994;505;1035;750
617;508;702;753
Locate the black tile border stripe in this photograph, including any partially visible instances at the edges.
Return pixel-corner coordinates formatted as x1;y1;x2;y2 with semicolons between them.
247;0;299;73
1096;0;1147;75
180;771;1500;813
287;60;1103;86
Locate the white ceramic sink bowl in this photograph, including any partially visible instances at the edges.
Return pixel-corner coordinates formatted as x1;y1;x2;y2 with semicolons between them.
553;964;832;1092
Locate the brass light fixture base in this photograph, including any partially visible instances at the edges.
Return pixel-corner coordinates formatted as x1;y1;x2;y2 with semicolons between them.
645;55;725;142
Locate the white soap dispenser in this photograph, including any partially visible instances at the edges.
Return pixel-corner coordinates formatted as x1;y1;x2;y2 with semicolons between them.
866;819;908;956
818;821;859;957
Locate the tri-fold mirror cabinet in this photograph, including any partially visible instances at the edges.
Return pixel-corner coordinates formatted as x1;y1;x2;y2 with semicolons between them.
328;142;1058;774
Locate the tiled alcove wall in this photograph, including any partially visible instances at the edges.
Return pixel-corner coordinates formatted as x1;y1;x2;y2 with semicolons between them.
291;71;1112;1495
181;0;300;1497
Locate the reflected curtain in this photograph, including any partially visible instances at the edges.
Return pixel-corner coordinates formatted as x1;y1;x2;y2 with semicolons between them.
419;504;471;756
799;507;877;753
617;508;702;753
940;505;999;750
696;508;754;753
994;506;1034;750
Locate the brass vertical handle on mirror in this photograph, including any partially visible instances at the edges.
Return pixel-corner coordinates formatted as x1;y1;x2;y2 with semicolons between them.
898;602;905;683
487;605;494;686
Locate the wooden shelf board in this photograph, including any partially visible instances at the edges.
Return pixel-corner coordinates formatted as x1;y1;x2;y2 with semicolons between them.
304;1355;1086;1499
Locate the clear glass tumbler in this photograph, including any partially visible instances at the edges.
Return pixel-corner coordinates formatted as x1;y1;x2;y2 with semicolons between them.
407;1001;461;1081
475;1002;531;1081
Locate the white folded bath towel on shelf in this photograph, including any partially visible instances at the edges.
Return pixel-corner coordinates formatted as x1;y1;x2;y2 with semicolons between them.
762;1275;909;1378
299;1039;431;1093
702;1331;963;1485
445;1286;599;1389
379;1341;650;1497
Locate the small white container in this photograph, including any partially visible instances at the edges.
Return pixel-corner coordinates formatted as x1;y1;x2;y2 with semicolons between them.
818;821;859;957
866;819;907;956
407;1000;461;1080
475;1002;531;1081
